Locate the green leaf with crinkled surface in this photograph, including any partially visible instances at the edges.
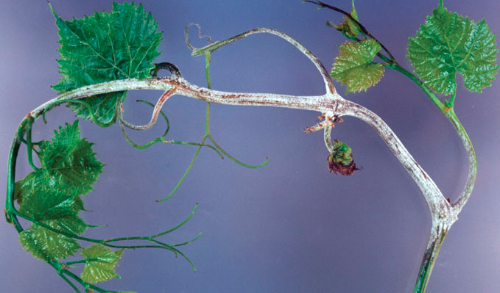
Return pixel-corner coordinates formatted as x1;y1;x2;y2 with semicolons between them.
13;172;38;205
14;121;101;201
19;219;86;262
20;226;79;262
15;175;87;213
81;245;124;284
19;188;78;221
73;195;85;212
407;7;498;95
17;184;88;262
15;121;103;262
331;39;385;93
36;120;103;196
51;2;162;124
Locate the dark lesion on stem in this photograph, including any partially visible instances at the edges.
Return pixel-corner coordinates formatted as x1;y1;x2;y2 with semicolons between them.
414;223;449;293
151;62;182;79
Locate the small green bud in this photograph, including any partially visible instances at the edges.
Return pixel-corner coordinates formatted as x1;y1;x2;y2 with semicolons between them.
331;5;361;38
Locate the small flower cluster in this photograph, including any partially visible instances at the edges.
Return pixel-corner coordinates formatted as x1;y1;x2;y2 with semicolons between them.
327;140;359;176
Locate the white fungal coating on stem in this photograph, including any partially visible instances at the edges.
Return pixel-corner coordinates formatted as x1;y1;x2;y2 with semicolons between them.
21;24;476;293
29;76;457;234
186;26;337;95
335;99;457;226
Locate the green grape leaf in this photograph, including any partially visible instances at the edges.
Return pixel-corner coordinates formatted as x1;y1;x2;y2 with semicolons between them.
19;188;77;221
17;185;88;262
14;121;101;201
13;172;39;205
15;121;103;262
81;245;124;284
331;39;385;93
19;219;86;262
68;92;125;126
407;7;499;95
73;195;86;213
36;120;103;196
51;2;162;124
15;175;87;213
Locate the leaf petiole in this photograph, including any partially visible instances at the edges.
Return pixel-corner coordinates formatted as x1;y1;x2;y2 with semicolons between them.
445;91;456;108
26;117;40;172
42;99;116;128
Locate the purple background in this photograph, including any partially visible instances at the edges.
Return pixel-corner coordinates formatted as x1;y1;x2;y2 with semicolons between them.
1;0;499;292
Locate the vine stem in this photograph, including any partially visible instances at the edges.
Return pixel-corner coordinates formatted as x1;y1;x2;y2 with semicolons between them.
384;66;476;293
16;74;454;216
335;99;454;221
335;98;459;293
311;3;476;286
185;20;473;286
186;25;336;95
5;23;476;292
447;108;477;214
383;65;476;216
414;220;449;293
29;77;340;118
8;76;455;293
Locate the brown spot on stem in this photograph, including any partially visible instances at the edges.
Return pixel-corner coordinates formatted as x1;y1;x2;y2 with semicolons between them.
223;94;243;99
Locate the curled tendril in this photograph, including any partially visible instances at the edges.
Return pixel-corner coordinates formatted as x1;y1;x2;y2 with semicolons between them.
184;23;213;51
118;99;170;149
119;87;176;131
118;99;223;157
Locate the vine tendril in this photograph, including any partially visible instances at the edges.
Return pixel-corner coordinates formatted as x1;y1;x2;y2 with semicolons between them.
118;99;223;157
156;136;209;203
184;23;213;52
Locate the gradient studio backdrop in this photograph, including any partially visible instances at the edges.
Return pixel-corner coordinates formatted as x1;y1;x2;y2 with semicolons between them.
1;1;499;292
